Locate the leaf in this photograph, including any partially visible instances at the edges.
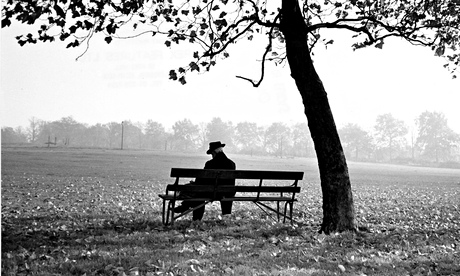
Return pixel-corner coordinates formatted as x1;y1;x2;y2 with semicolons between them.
2;18;11;27
104;36;112;44
169;70;177;80
189;61;200;72
69;25;77;34
54;4;66;18
214;19;227;28
59;32;70;41
435;46;445;57
83;20;94;29
106;23;117;34
66;39;79;48
375;40;384;49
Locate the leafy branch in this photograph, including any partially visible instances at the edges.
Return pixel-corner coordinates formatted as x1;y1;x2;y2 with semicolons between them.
2;0;459;82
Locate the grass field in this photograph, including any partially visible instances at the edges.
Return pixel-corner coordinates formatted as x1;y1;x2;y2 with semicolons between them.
2;146;460;275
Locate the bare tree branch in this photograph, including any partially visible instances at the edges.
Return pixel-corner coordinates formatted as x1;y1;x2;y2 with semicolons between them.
236;14;280;87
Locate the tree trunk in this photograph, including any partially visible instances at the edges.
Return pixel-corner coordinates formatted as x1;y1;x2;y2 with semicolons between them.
280;0;355;234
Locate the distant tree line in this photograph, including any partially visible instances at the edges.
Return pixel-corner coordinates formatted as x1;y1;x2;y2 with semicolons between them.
1;116;314;157
338;112;460;166
2;111;459;165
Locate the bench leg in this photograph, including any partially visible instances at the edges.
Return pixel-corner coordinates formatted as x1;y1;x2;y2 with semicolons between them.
162;200;167;225
282;201;295;224
162;200;177;226
282;202;289;223
169;201;177;225
277;202;280;221
289;202;294;224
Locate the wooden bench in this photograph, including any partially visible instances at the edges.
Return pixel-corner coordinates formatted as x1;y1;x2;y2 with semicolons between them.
158;168;303;225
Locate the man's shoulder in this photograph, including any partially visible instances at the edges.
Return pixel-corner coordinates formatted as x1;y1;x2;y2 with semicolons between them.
205;153;236;169
221;154;236;169
227;157;236;168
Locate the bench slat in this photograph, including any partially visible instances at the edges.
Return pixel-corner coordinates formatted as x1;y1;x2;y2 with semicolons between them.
170;168;303;180
221;197;296;202
159;195;296;202
165;184;300;193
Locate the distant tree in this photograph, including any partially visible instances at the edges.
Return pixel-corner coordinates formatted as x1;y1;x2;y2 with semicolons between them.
339;124;373;160
5;0;460;232
36;121;54;144
196;122;209;151
1;127;28;144
33;118;83;146
172;119;199;151
235;122;262;155
134;122;146;148
265;122;291;157
206;117;235;149
291;123;314;157
145;120;166;150
164;132;175;151
374;114;408;161
1;127;15;143
84;123;109;148
28;117;41;143
52;116;86;146
106;122;122;148
122;121;143;149
416;111;460;162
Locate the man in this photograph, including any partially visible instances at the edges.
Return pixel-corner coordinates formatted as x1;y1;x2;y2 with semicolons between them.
174;141;236;220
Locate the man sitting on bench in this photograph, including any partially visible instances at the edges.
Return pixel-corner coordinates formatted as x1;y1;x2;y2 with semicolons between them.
173;141;236;220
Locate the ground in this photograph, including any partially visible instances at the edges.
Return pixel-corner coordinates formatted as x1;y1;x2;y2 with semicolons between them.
1;146;459;275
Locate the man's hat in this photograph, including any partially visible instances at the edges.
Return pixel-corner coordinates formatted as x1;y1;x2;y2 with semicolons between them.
206;141;225;154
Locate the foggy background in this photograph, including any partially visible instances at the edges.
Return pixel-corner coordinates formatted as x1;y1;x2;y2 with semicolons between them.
1;24;459;166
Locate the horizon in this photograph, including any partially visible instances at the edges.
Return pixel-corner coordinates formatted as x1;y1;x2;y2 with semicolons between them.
2;111;459;136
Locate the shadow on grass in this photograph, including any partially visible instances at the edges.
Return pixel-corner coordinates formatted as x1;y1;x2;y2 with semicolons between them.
2;214;166;251
2;213;459;276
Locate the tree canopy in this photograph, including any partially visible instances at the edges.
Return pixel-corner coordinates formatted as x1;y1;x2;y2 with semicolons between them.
374;113;408;160
2;0;459;83
416;111;460;161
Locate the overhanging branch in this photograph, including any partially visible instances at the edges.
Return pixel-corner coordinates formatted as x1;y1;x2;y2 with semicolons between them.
236;14;280;87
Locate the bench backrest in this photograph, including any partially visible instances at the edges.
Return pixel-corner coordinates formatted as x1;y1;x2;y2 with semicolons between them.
167;168;303;200
170;168;304;181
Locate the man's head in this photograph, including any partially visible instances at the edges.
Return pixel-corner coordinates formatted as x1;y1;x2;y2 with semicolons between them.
206;141;226;156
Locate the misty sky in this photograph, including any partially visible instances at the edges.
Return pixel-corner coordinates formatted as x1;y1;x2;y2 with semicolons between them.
1;24;459;133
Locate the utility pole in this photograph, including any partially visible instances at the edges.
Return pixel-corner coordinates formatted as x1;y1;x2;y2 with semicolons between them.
121;121;124;150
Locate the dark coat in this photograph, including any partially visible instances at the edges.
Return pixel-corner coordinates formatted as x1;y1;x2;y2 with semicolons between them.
196;151;236;186
204;152;235;170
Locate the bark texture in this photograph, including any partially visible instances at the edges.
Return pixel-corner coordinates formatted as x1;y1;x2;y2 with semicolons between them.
280;0;355;234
